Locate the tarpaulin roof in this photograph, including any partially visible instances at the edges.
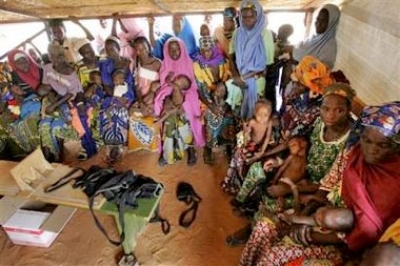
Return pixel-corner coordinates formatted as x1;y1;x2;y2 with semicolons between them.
0;0;350;23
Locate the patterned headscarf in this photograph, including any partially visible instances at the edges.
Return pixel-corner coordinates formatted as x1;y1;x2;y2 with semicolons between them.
199;36;215;49
323;82;356;103
196;36;224;67
360;101;400;144
291;55;334;94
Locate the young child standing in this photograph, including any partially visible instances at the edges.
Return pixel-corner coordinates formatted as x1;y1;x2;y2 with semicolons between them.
221;99;275;195
203;82;235;164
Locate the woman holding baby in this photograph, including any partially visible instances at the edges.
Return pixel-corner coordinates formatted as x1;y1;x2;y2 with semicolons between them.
153;37;205;166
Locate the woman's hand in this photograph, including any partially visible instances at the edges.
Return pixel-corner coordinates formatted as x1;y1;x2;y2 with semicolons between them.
140;103;152;116
289;224;312;246
166;71;174;84
232;76;246;89
267;183;291;198
263;158;280;171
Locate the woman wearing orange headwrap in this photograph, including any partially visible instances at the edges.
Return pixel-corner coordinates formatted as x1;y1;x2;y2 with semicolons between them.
281;56;334;138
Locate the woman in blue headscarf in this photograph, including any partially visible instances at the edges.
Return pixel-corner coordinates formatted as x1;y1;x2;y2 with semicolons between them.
149;15;198;60
229;0;275;120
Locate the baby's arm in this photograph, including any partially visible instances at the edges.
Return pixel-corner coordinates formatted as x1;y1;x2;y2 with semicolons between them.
155;99;177;124
259;120;273;154
271;155;292;184
156;108;177;125
243;119;255;145
280;212;316;227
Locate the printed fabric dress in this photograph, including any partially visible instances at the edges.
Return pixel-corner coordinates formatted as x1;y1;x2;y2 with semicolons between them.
128;64;160;152
39;98;78;160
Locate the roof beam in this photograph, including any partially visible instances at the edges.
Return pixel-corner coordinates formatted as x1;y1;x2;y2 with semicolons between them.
0;4;43;20
149;0;172;14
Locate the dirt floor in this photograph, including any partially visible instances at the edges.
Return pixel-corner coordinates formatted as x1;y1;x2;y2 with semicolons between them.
0;145;248;266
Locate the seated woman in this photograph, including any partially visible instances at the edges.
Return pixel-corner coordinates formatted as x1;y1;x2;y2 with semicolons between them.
5;50;42;156
38;84;78;162
0;85;41;159
100;68;134;163
6;84;41;156
99;36;135;162
280;55;334;138
127;36;162;152
154;38;205;166
291;4;341;69
193;36;236;164
40;43;82;162
240;101;400;266
99;36;134;98
7;49;42;94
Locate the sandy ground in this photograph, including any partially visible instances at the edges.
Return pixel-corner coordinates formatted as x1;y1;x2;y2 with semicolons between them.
0;145;248;266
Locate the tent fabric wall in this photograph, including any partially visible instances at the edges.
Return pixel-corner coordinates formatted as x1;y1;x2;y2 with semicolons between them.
335;0;400;104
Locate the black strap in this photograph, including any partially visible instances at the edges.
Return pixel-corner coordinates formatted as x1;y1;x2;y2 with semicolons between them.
160;217;171;234
150;205;171;235
44;168;85;193
176;182;202;228
179;200;199;228
89;189;122;246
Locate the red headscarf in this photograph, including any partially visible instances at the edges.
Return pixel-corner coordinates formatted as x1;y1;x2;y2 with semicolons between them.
7;49;41;91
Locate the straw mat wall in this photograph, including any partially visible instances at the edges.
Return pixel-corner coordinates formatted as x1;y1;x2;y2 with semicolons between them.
335;0;400;104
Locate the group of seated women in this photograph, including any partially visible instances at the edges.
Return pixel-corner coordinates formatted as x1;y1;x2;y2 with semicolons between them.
0;0;399;264
224;61;400;264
